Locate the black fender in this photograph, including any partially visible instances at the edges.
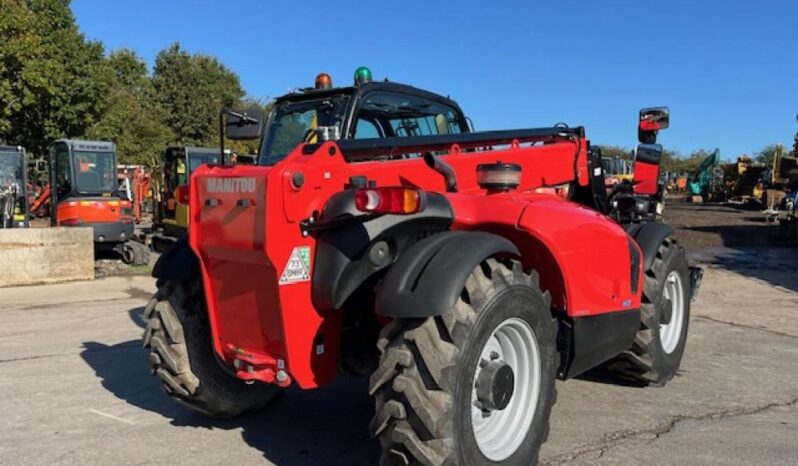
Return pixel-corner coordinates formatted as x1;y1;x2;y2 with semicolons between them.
151;237;200;281
627;222;675;271
375;231;520;318
311;190;453;311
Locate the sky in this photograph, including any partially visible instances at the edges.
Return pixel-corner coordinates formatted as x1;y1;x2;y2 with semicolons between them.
72;0;797;159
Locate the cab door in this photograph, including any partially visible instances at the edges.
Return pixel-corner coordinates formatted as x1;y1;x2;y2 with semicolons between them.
49;142;74;226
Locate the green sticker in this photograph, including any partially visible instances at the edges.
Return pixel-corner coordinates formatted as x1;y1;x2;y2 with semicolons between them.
280;246;312;284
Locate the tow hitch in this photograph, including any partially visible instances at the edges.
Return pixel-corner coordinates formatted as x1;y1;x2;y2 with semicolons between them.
227;344;293;388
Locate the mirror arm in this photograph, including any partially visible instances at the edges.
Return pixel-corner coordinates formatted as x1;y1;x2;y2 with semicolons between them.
219;109;226;166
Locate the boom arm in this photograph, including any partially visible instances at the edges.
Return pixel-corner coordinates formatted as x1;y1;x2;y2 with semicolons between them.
689;149;720;195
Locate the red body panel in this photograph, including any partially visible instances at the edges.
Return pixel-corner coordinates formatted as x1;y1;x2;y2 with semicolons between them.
56;198;130;226
633;159;661;196
190;138;642;388
447;193;641;316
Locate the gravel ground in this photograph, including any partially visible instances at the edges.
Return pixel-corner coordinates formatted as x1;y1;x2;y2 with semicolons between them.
663;197;785;249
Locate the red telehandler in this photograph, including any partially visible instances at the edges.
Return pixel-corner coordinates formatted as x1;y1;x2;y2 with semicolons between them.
143;70;701;465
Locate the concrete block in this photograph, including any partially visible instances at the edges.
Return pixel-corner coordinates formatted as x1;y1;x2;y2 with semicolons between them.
0;227;94;287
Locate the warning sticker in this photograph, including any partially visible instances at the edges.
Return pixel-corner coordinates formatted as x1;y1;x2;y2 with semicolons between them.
280;246;311;284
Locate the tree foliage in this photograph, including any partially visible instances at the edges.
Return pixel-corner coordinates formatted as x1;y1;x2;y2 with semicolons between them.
0;0;110;156
153;43;245;147
1;2;252;167
86;49;174;166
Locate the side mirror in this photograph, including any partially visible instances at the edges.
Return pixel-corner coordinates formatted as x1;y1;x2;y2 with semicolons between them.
224;108;264;140
638;107;669;144
34;160;47;172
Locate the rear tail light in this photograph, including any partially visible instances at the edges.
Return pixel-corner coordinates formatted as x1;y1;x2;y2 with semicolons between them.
355;187;425;215
176;185;190;205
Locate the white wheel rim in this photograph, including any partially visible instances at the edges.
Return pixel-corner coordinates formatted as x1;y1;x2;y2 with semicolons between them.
471;317;541;461
659;271;685;354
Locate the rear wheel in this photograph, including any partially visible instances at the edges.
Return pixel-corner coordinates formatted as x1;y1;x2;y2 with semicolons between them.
611;237;691;386
369;259;557;466
142;279;283;418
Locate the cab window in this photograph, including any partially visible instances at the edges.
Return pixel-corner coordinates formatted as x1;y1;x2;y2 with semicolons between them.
55;146;71;187
354;118;382;139
353;91;464;139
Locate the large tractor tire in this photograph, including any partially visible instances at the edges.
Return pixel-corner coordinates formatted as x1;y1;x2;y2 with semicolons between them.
369;259;558;466
611;237;691;386
142;279;283;418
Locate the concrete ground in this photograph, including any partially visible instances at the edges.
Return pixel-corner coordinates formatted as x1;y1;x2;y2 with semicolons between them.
1;247;797;465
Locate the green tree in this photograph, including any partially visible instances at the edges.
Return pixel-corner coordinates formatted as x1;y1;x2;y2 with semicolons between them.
595;145;631;159
0;0;40;139
0;0;110;156
87;49;174;167
153;43;245;146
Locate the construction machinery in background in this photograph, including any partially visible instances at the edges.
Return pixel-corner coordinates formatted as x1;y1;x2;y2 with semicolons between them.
602;156;633;186
117;165;152;223
721;156;767;205
48;139;149;265
772;146;798;191
151;146;224;253
142;69;700;466
0;145;29;228
687;148;721;202
775;114;798;241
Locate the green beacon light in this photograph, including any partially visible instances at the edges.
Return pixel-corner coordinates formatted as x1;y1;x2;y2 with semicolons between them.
354;66;373;86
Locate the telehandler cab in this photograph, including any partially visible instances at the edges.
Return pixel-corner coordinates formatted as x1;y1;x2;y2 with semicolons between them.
144;69;700;465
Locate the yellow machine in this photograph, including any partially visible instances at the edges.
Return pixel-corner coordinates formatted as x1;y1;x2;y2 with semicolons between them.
722;156;767;201
602;156;634;185
152;147;222;252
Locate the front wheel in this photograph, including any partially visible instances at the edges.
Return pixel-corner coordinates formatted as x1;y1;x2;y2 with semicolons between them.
369;259;558;466
611;237;691;386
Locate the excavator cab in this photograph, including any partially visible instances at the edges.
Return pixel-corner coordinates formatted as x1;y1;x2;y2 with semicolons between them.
0;145;29;228
48;140;149;264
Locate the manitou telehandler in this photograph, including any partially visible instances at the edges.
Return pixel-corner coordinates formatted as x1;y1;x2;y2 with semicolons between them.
143;69;701;466
0;145;29;228
48;139;150;265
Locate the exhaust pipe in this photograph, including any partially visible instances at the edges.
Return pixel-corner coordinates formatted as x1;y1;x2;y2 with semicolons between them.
424;153;458;193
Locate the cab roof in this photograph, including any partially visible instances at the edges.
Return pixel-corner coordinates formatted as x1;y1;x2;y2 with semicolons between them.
166;146;220;155
274;81;463;112
0;145;25;154
51;139;116;152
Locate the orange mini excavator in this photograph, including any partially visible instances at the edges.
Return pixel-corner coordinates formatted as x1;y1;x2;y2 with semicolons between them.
48;140;149;265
